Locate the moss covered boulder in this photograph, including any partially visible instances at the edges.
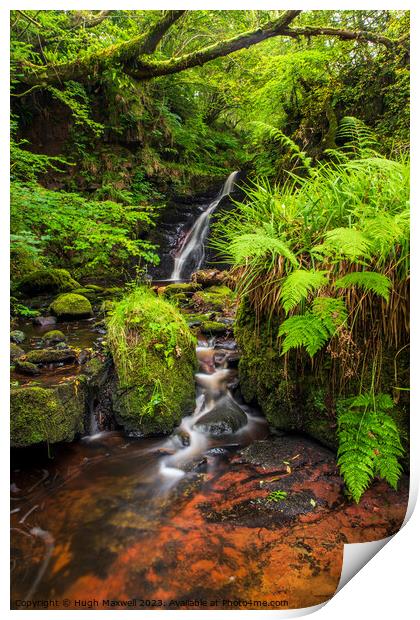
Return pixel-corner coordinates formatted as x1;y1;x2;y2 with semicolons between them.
163;282;202;298
14;360;40;376
43;329;66;344
107;287;197;435
26;348;76;364
10;383;85;447
192;285;236;312
18;268;80;296
49;293;93;320
10;343;24;362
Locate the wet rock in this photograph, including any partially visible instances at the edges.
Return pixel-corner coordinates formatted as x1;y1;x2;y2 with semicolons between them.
163;282;202;298
174;430;191;447
10;382;85;447
14;360;40;376
193;396;248;436
192;285;236;313
77;349;91;365
200;321;230;335
10;343;24;362
191;269;228;287
43;329;66;343
32;315;57;328
10;330;26;344
26;348;77;365
18;268;80;296
49;293;93;320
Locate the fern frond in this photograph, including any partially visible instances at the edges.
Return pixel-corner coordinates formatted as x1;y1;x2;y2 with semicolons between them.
336;116;378;152
251;121;313;172
229;231;298;267
278;313;330;357
334;271;391;302
337;392;404;502
311;296;348;333
280;269;328;313
323;227;372;261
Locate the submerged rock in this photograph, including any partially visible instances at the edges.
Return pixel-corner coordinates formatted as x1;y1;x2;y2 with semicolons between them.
194;395;248;436
10;383;85;448
49;293;93;320
32;315;57;327
10;343;24;362
18;268;80;296
10;330;26;344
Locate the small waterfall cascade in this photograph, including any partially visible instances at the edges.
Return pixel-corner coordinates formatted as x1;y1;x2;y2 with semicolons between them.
170;171;238;280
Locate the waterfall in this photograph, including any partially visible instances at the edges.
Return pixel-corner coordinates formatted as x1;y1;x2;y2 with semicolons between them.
170;171;238;281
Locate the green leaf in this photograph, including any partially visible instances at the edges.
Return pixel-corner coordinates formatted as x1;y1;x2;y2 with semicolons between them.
334;271;391;302
280;269;328;313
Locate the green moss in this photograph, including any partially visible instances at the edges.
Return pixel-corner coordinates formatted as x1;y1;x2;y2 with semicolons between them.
200;320;229;335
14;360;40;376
107;286;197;435
10;330;26;344
10;343;24;361
49;293;93;319
18;268;80;296
26;348;76;364
193;285;236;312
164;282;202;297
10;383;85;447
43;329;66;343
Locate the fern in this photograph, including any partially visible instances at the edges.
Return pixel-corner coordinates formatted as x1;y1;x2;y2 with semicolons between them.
280;269;328;313
251;121;313;173
337;392;404;502
278;313;330;357
229;231;298;267
334;271;391;302
311;296;348;333
336;116;378;153
317;227;372;261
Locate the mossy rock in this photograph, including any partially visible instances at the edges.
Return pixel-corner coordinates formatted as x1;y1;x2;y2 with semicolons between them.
18;268;80;296
192;285;236;312
200;321;230;335
43;329;66;343
10;343;24;362
191;269;228;287
107;287;197;435
10;330;26;344
164;282;202;297
10;383;85;447
26;348;76;364
14;360;40;376
49;293;93;320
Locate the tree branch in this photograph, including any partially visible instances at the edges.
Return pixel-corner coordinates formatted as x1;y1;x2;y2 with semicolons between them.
70;10;114;30
140;10;186;54
283;25;396;49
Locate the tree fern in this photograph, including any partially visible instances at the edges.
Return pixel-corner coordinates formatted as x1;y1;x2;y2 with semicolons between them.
334;271;391;302
337;392;404;502
280;269;328;313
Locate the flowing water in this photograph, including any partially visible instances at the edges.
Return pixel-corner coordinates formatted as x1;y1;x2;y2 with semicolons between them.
170;171;238;280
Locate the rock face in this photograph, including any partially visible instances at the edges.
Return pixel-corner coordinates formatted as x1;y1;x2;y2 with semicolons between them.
49;293;93;320
194;396;248;436
10;383;85;447
107;287;197;435
18;268;80;296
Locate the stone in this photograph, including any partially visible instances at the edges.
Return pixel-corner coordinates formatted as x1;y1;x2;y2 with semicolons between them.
43;329;66;343
191;269;228;287
25;348;76;365
193;396;248;436
18;268;80;296
10;343;24;362
14;360;40;376
49;293;93;320
32;316;57;327
10;330;26;344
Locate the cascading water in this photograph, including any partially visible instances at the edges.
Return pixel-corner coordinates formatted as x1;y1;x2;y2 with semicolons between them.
170;171;238;281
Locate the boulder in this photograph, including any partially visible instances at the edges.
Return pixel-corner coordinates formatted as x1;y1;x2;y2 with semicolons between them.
200;320;230;335
192;285;236;312
10;383;85;448
43;329;66;343
49;293;93;320
14;360;40;376
18;268;80;296
107;286;197;435
191;269;228;287
25;348;76;364
10;330;25;344
32;316;57;328
163;282;202;298
10;343;24;362
193;396;248;436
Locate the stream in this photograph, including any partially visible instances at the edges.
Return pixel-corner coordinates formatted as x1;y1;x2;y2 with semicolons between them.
10;175;409;610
